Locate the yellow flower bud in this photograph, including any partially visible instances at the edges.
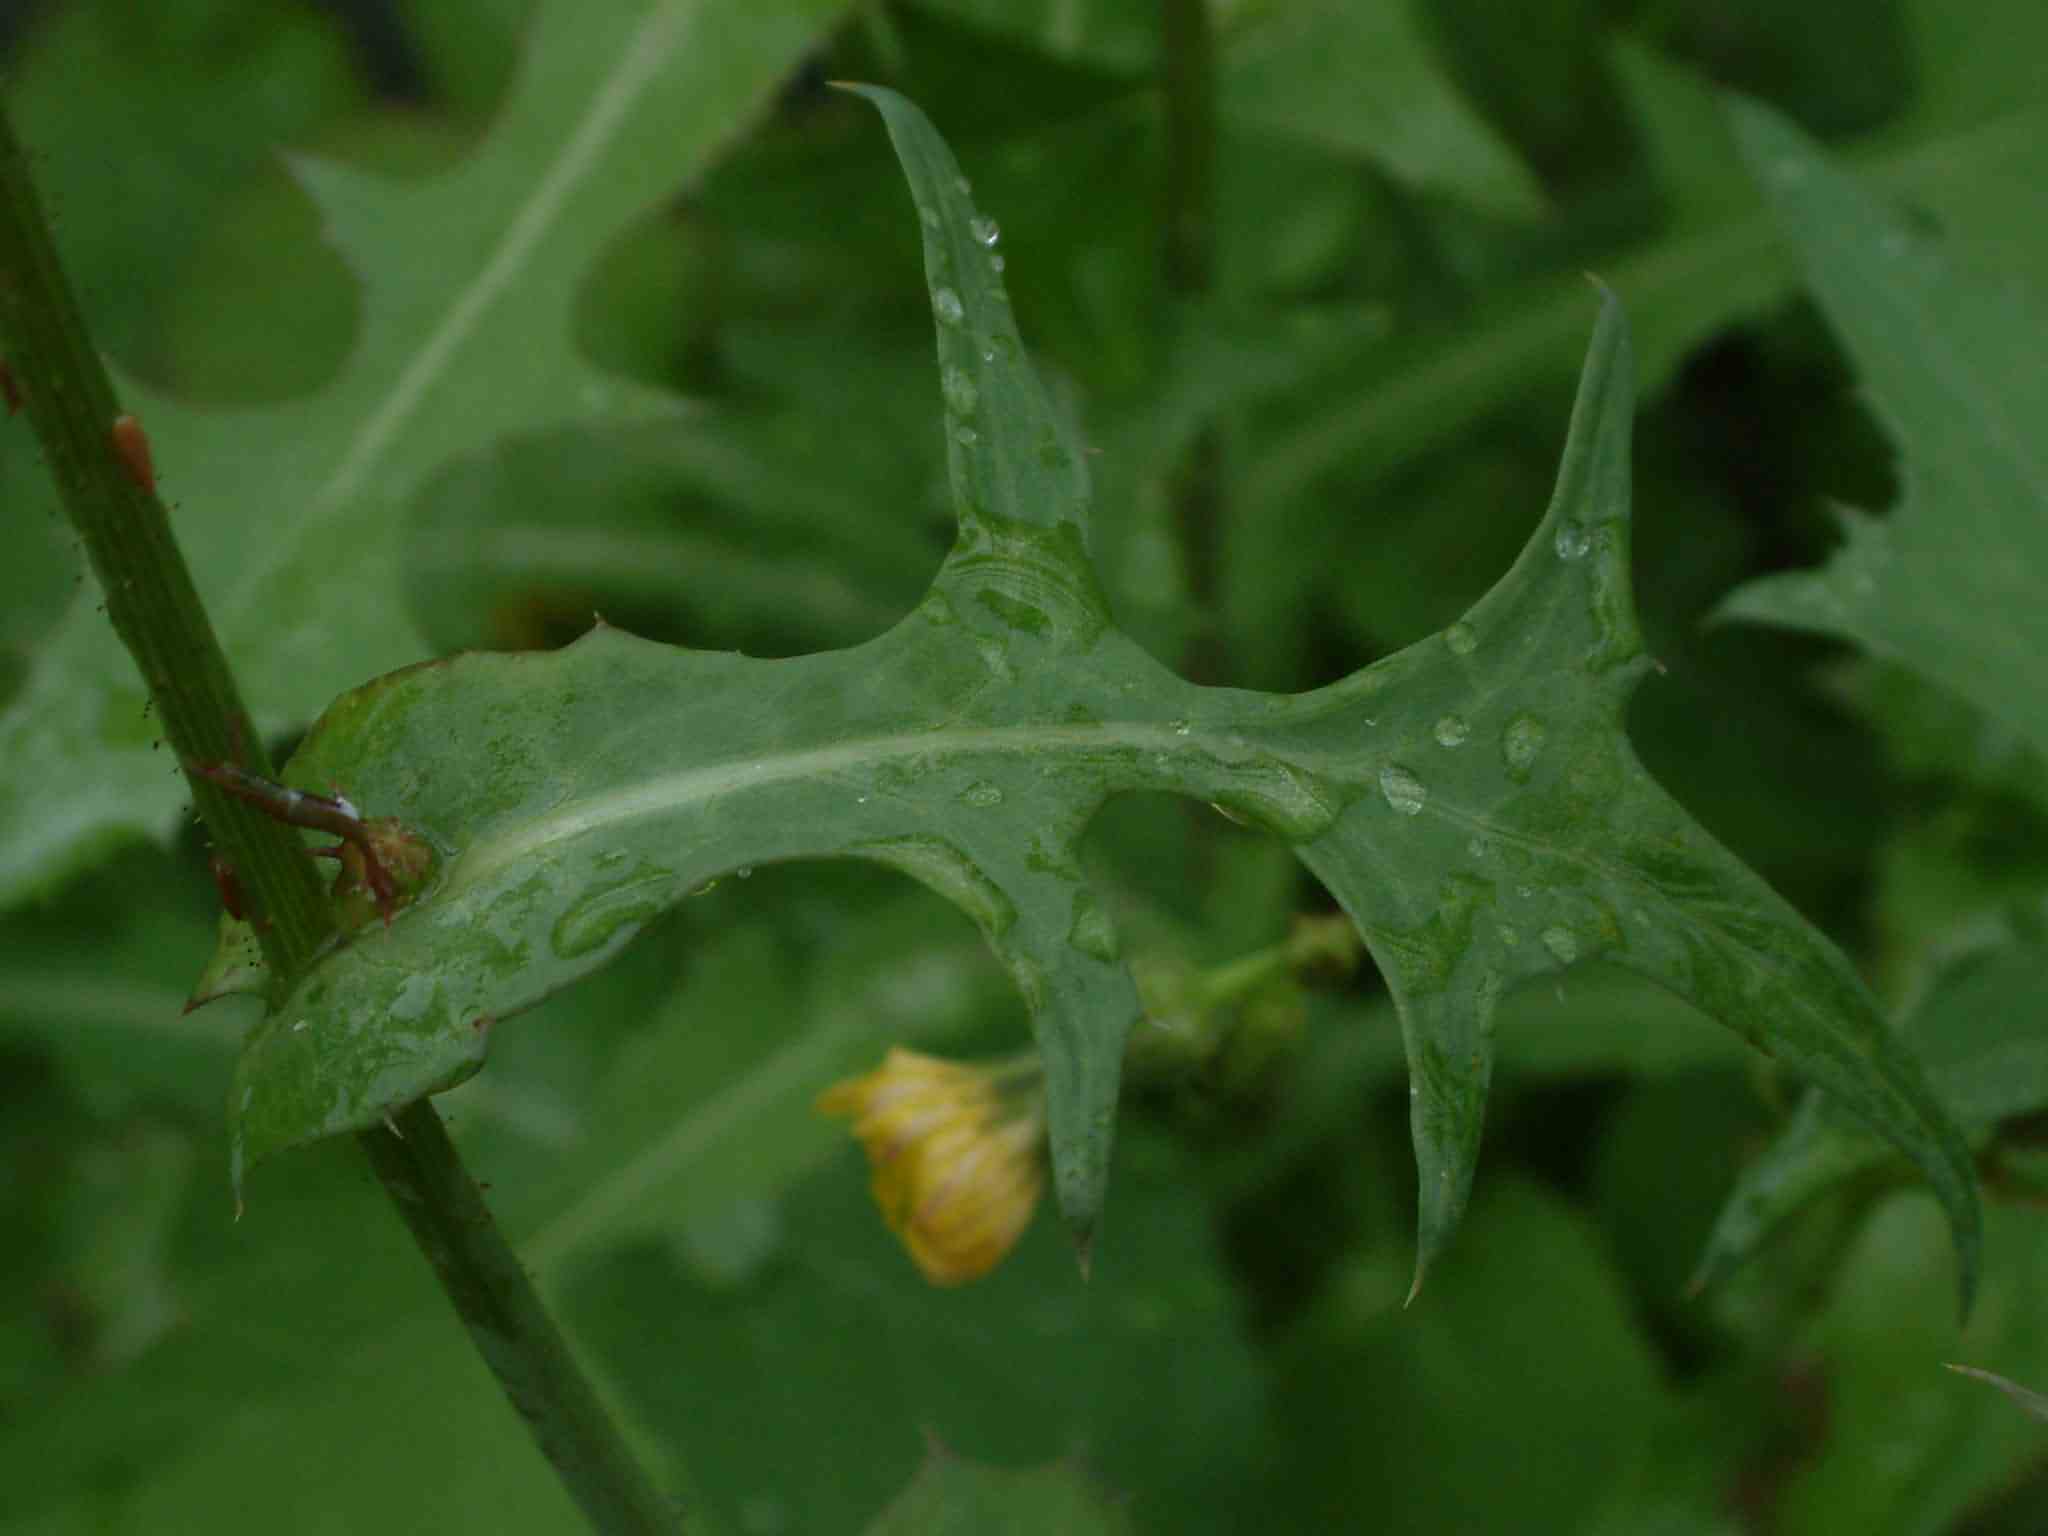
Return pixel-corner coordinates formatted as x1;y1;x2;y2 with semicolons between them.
817;1048;1045;1285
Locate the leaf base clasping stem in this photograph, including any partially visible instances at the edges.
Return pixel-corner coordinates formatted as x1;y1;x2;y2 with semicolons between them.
0;99;679;1535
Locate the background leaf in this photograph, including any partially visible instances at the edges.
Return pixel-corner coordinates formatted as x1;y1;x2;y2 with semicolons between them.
1717;96;2048;758
0;0;854;902
865;1449;1134;1536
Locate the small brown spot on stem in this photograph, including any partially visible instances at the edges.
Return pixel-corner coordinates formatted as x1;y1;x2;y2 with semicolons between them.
111;413;155;494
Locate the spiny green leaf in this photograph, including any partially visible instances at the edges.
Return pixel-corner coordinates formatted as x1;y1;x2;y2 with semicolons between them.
212;88;1978;1301
1717;96;2048;759
0;0;852;904
1695;932;2048;1293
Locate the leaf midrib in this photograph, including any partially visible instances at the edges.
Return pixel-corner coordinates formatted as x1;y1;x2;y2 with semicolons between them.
448;718;1226;888
218;0;696;632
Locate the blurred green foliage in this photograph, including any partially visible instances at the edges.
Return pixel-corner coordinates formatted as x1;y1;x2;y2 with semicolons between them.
3;0;2047;1531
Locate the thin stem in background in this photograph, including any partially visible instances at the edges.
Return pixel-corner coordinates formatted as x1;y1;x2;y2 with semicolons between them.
1161;0;1224;690
0;101;680;1536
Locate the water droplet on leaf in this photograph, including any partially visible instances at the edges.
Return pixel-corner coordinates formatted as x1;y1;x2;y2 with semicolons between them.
1554;521;1592;561
1540;925;1578;965
960;780;1004;808
1434;714;1470;748
969;215;1000;247
942;365;978;415
953;424;979;446
1445;622;1478;655
1378;763;1428;816
932;287;965;325
1502;713;1546;782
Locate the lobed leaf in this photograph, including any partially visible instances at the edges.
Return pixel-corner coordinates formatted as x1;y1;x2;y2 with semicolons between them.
1239;31;2048;545
1717;96;2048;759
1695;935;2048;1292
0;0;854;903
212;88;1979;1299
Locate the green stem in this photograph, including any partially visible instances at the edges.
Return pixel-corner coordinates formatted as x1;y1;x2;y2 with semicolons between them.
0;103;679;1536
1195;913;1360;1012
1160;0;1215;298
1161;0;1224;685
365;1103;685;1533
1130;915;1361;1076
0;130;327;975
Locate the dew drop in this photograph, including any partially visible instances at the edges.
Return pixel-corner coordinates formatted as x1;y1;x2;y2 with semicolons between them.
1170;718;1192;737
1502;712;1546;782
960;780;1004;808
942;364;978;416
1433;714;1470;748
1540;925;1579;965
989;253;1005;273
1497;925;1520;946
980;345;997;363
953;175;972;196
953;424;979;446
736;866;753;880
1445;622;1478;655
969;215;1000;247
1378;763;1428;816
932;287;965;325
919;206;940;230
1553;521;1592;561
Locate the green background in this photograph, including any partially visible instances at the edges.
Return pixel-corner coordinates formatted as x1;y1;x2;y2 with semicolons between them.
4;1;2047;1531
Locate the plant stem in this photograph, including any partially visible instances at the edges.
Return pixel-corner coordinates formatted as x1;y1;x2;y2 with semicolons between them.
1161;0;1223;686
0;103;680;1535
0;136;327;975
1160;0;1214;299
364;1102;685;1532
